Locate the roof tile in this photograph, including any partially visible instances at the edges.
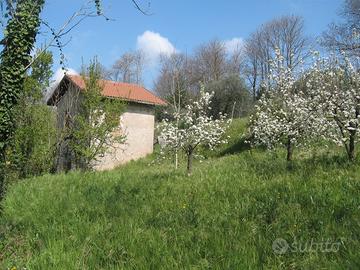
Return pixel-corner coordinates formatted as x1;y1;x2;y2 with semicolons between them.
67;75;167;106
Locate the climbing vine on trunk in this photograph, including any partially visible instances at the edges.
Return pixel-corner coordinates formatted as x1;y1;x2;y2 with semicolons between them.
0;0;45;199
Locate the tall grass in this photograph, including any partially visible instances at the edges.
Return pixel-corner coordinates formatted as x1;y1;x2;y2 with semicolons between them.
0;119;359;269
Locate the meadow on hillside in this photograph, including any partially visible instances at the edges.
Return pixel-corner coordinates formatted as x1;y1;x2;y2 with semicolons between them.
1;1;360;269
1;119;359;269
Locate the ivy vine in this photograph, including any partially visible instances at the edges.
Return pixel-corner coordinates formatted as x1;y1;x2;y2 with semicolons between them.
0;0;45;198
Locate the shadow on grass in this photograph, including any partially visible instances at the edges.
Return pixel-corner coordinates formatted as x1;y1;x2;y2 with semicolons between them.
219;133;268;157
220;137;252;156
302;153;353;170
235;148;355;181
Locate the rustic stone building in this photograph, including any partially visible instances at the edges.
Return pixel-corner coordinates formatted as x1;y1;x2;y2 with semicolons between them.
47;75;166;171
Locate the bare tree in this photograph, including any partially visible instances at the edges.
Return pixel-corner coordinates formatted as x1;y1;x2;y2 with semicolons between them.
244;34;260;101
183;38;246;93
155;39;247;113
321;0;360;57
244;15;309;99
154;53;191;106
154;53;193;168
193;39;228;83
111;50;145;84
276;15;308;69
227;44;245;76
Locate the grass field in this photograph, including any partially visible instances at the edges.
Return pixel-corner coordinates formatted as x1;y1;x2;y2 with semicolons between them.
1;119;360;269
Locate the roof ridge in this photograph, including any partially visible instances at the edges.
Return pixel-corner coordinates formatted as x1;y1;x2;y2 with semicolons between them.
69;74;146;89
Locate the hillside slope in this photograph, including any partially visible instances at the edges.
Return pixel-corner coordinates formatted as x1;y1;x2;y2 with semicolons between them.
1;119;360;269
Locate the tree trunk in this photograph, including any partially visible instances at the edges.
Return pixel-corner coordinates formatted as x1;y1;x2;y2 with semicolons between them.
0;0;45;198
187;147;193;176
286;138;293;162
348;131;356;161
252;79;257;102
175;150;178;170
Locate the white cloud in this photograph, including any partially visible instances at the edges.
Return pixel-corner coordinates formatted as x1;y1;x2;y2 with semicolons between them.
136;31;177;64
224;37;244;54
44;68;78;102
53;67;78;83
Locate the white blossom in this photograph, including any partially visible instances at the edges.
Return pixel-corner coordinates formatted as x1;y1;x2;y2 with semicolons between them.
249;49;321;160
305;52;360;159
158;85;231;173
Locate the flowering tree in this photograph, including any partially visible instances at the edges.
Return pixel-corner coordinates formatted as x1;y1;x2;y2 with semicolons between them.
159;86;230;175
306;53;360;161
249;49;319;161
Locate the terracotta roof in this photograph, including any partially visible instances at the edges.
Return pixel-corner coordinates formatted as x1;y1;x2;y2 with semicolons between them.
59;75;166;106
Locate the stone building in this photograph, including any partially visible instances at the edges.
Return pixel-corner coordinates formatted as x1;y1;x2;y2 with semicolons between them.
47;75;166;171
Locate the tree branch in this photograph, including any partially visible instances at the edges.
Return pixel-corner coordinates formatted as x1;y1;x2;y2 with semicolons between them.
131;0;152;15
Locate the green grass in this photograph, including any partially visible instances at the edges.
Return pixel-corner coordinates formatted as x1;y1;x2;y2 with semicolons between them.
1;119;360;269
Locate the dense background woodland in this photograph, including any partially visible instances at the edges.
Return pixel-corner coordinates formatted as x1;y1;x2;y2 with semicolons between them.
1;0;360;269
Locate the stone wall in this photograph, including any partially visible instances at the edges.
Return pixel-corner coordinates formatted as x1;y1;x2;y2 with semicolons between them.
93;102;155;170
54;83;156;171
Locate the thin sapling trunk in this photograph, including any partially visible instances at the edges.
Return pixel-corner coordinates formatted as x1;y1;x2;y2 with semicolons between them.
187;146;193;176
286;137;293;162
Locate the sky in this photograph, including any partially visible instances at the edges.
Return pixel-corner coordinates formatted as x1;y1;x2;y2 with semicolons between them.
40;0;344;89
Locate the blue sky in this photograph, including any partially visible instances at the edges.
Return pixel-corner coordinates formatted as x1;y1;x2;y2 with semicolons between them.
40;0;343;88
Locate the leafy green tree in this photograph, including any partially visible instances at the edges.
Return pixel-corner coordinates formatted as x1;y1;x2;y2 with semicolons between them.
0;0;45;199
5;50;56;180
206;75;251;119
63;59;126;170
0;0;107;198
0;0;142;198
